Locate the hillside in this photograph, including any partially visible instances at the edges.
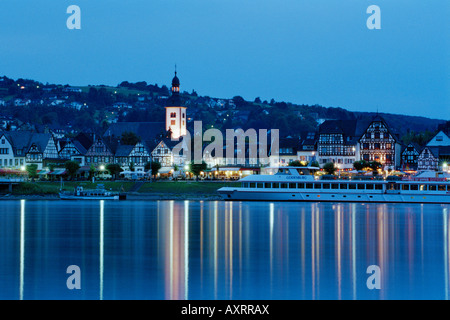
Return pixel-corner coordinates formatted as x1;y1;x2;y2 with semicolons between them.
0;75;445;142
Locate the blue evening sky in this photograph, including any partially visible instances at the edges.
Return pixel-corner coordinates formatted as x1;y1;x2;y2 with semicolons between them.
0;0;448;119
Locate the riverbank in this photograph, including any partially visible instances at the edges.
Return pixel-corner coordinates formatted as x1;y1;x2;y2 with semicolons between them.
0;181;236;200
0;193;223;201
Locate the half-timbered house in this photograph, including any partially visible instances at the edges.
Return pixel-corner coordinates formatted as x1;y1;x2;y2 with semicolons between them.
85;135;114;168
317;120;360;169
418;147;440;171
358;115;401;169
115;142;152;171
401;143;421;171
418;146;450;171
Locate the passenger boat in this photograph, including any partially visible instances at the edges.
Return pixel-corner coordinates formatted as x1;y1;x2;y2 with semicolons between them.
59;184;121;200
217;167;450;203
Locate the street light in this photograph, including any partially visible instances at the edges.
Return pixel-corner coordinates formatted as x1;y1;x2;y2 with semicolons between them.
99;165;105;171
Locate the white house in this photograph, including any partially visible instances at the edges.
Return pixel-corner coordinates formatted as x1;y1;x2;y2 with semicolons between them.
0;133;20;169
427;131;450;147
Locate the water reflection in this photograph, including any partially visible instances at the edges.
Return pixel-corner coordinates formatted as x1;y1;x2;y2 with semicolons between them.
1;200;450;299
99;200;104;300
19;199;25;300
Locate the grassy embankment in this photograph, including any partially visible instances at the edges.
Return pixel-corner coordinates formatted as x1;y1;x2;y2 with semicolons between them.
10;181;239;195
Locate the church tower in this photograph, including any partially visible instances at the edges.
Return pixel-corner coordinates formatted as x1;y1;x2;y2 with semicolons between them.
165;70;187;139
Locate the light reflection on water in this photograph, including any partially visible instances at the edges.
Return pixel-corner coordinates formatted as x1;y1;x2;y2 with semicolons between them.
0;200;449;300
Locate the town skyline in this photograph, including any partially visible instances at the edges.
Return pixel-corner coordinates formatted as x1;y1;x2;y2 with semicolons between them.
0;69;449;179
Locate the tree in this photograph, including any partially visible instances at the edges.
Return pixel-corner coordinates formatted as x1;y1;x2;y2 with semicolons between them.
65;161;80;180
106;163;122;180
189;161;207;180
323;162;336;175
368;161;382;174
172;164;179;178
26;164;38;180
232;96;247;108
310;160;320;168
47;162;57;181
149;161;161;180
120;131;140;145
289;160;306;167
353;160;369;171
89;163;97;180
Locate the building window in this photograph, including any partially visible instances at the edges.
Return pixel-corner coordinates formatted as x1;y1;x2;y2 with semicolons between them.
171;120;176;126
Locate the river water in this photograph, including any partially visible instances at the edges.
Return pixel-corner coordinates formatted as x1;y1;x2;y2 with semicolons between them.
0;200;449;300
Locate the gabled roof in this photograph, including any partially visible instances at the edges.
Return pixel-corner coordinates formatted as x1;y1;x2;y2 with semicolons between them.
357;115;400;142
401;142;422;154
319;120;357;136
115;145;134;157
278;137;300;155
27;133;52;153
72;139;88;155
3;131;33;156
74;132;93;151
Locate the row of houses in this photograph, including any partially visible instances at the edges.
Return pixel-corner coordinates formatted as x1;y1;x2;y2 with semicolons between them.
0;122;187;176
275;116;450;172
0;131;59;170
0;116;449;177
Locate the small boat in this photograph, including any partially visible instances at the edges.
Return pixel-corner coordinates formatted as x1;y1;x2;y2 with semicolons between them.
60;184;120;200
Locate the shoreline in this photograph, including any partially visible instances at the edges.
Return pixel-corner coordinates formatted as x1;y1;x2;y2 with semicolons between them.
0;192;223;201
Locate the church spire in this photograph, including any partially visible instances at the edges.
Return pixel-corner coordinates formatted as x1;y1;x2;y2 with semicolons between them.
171;66;180;93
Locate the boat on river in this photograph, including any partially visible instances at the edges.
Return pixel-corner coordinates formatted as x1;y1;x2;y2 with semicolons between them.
218;167;450;203
59;184;123;200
